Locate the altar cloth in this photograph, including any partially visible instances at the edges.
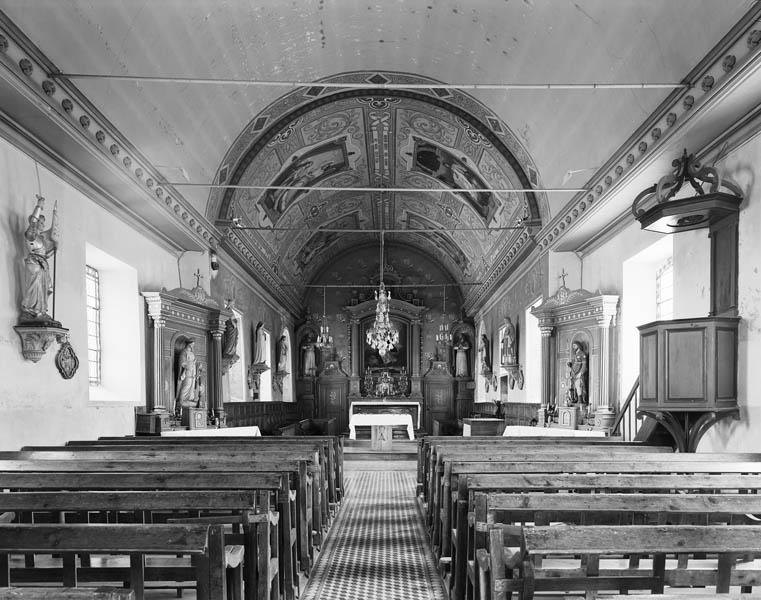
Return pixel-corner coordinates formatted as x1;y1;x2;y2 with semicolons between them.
162;425;262;437
349;413;415;440
502;425;605;437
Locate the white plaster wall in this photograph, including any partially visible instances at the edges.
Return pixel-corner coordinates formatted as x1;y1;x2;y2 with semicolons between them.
673;229;711;319
0;136;180;450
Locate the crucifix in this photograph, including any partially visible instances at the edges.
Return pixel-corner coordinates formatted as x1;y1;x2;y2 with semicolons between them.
193;269;203;288
558;268;568;288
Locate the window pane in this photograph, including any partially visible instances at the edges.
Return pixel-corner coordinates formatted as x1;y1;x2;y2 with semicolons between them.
85;265;102;385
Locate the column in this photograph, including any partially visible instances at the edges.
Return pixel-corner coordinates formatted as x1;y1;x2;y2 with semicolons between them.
349;318;361;396
596;319;611;411
210;322;226;426
146;298;167;413
410;318;423;397
539;325;554;407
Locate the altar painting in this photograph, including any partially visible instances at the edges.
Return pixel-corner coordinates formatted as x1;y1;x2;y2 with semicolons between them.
362;318;408;373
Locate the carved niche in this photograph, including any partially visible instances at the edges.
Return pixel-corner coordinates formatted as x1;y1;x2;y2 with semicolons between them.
142;286;231;428
532;285;619;418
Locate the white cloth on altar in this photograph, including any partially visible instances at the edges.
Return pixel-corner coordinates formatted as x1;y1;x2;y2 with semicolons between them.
349;413;414;440
349;401;421;428
502;425;605;437
162;425;262;437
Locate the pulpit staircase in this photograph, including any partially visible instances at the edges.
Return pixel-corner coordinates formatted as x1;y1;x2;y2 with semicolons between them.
612;376;671;446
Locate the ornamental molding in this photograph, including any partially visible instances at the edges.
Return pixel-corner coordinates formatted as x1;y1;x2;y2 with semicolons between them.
0;16;220;250
344;297;429;321
532;286;619;328
535;7;761;253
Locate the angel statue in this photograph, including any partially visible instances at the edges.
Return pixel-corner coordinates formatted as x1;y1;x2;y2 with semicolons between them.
21;196;60;323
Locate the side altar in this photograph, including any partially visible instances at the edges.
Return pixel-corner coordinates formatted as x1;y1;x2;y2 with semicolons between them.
137;283;232;434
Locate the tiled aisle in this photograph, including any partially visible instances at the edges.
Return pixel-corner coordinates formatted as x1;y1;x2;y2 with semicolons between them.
300;470;447;600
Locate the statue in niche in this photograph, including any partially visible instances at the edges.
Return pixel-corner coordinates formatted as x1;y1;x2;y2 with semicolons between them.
221;313;239;374
501;317;517;365
453;334;470;377
20;196;60;324
302;336;317;376
565;341;588;406
195;363;207;409
175;339;197;415
277;334;289;373
479;333;491;375
252;321;266;364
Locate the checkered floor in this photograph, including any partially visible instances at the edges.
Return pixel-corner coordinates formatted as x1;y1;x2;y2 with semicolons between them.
300;470;446;600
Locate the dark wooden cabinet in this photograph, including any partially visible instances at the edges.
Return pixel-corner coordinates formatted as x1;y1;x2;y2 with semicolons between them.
423;361;455;434
317;361;350;433
638;316;739;411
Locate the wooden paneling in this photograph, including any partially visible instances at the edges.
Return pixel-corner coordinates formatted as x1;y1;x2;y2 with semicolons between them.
666;329;705;402
716;327;737;399
640;331;658;402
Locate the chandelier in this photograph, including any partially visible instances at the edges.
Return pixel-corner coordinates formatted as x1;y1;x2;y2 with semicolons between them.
435;286;452;345
366;232;399;357
315;286;333;348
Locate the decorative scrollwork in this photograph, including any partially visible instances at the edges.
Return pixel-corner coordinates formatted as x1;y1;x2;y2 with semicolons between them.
632;149;743;218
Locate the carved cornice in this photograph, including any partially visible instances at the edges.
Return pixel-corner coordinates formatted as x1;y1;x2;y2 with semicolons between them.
143;288;231;330
0;16;220;249
532;287;619;328
344;297;429;321
464;227;538;312
536;7;761;252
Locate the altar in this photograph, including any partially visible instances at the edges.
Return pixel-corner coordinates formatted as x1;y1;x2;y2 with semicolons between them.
349;400;421;429
349;413;415;440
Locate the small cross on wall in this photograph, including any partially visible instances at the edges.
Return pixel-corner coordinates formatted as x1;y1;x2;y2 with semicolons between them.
558;268;568;288
193;269;203;288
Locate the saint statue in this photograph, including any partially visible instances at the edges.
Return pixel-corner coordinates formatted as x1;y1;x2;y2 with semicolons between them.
277;334;289;373
21;196;59;323
570;341;588;405
479;333;491;375
195;363;207;409
302;340;317;376
363;367;374;396
501;317;516;365
222;315;239;359
175;339;197;414
566;341;588;406
453;334;470;378
252;322;266;364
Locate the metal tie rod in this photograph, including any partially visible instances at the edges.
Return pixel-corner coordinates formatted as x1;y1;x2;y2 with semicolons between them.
172;183;585;193
51;73;689;91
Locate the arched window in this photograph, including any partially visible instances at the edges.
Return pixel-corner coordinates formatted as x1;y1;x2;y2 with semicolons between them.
259;329;272;402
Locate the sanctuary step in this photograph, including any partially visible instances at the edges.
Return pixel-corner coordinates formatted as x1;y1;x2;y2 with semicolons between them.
344;439;418;462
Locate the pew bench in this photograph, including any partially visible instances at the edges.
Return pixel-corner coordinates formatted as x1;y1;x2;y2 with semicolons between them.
0;524;227;600
482;524;761;599
0;472;295;600
0;455;316;578
0;491;281;600
0;588;135;599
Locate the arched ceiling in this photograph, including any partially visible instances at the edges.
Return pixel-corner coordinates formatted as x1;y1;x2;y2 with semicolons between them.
0;0;757;313
210;72;546;299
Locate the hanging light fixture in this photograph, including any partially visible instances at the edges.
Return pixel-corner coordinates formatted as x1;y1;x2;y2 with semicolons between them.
315;286;333;348
366;231;399;357
435;286;452;345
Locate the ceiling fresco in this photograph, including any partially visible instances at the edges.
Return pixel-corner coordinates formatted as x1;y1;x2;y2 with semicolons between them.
212;72;547;301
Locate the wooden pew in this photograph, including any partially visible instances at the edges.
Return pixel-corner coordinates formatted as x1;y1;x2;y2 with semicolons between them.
483;524;761;599
417;437;665;499
0;454;318;575
441;458;761;600
0;588;135;599
68;435;345;506
47;439;338;525
0;471;297;600
0;491;280;600
431;448;703;557
0;523;227;600
435;452;761;557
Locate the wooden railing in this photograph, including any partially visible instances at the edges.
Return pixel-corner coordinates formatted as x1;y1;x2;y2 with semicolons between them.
612;376;640;441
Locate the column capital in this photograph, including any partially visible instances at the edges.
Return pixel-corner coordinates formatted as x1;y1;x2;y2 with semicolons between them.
539;325;554;337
